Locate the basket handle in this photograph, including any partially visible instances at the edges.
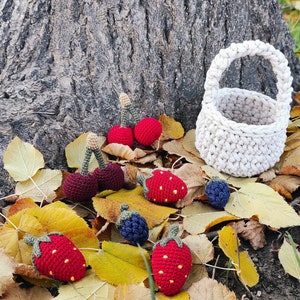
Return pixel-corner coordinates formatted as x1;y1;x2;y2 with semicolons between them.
203;40;293;105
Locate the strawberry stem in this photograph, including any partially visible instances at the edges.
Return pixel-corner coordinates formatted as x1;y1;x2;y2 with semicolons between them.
156;224;183;248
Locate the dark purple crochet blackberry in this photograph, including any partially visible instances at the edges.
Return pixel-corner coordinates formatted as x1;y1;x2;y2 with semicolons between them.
205;177;230;208
116;204;149;245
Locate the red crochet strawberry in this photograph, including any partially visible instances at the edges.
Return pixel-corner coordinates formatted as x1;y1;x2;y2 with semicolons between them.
151;224;192;296
62;135;98;203
134;117;162;146
87;132;124;191
138;169;188;204
107;93;134;147
24;233;86;282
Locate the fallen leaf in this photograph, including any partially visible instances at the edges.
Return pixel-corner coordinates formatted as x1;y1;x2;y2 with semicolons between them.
3;136;44;182
157;291;190;299
92;186;177;229
163;139;205;165
230;219;266;250
7;198;38;217
174;163;206;207
102;143;136;160
279;146;300;172
269;183;293;200
114;284;154;300
278;237;300;280
290;104;300;118
182;202;238;235
182;234;214;264
225;183;300;228
279;165;300;176
15;169;62;202
258;169;276;182
2;284;53;300
187;277;237;300
218;225;259;287
0;248;16;296
270;174;300;194
65;132;106;171
54;270;116;300
89;241;149;285
284;131;300;151
159;114;184;140
182;129;201;157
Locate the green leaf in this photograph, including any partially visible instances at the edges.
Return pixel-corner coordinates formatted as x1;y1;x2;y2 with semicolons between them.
89;241;149;285
15;169;62;202
225;183;300;228
3;137;44;181
278;236;300;280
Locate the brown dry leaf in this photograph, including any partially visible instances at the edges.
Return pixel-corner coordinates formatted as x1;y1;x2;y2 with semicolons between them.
123;164;138;189
182;129;201;157
287;119;300;133
159;114;184;140
271;174;300;193
135;153;158;164
230;220;266;250
174;163;206;207
187;277;237;300
102;143;136;161
0;249;16;296
163;139;205;165
290;104;300;117
269;183;293;200
279;165;300;176
114;284;155;300
284;131;300;151
258;169;276;183
2;284;53;300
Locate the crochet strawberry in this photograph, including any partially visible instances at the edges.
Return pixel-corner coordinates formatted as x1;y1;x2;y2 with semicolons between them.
151;224;192;296
205;176;230;208
138;169;188;204
134;117;162;146
116;204;149;245
87;132;124;191
107;93;134;147
24;233;86;282
62;136;98;203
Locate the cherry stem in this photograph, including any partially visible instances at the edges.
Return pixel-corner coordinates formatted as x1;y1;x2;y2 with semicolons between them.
92;148;106;169
81;148;93;175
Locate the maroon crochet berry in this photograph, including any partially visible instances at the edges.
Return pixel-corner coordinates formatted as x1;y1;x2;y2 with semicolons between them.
62;172;98;203
88;132;124;191
134;117;162;146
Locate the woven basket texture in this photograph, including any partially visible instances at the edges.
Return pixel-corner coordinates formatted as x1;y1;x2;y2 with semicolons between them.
195;40;293;177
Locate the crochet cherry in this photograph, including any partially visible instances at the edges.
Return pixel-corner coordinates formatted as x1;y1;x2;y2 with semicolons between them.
62;135;98;203
88;132;124;191
107;93;134;147
151;224;192;296
24;233;86;282
116;204;149;245
138;169;188;204
205;176;230;208
134;117;162;146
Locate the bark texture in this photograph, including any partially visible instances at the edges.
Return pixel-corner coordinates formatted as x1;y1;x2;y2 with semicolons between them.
0;0;299;196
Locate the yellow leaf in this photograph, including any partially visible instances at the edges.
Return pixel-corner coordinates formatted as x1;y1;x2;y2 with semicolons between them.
92;186;177;229
157;290;190;299
89;241;149;285
55;270;116;300
182;129;201;157
225;183;300;228
1;201;99;264
278;238;300;280
182;202;238;235
159;114;184;140
187;277;237;300
15;169;62;202
65;132;106;171
218;226;259;287
3;136;44;182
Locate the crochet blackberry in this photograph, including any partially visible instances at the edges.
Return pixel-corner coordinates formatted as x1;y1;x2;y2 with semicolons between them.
205;176;230;208
116;204;149;245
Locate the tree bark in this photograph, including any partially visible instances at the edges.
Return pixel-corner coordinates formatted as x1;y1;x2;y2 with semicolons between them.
0;0;299;196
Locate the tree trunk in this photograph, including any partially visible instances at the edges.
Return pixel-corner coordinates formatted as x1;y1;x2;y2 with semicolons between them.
0;0;299;196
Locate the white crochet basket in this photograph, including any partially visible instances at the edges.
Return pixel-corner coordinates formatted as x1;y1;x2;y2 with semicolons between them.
195;40;293;177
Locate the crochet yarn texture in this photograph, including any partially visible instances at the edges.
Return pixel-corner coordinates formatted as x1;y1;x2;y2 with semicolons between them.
116;204;149;245
195;40;293;177
205;177;230;208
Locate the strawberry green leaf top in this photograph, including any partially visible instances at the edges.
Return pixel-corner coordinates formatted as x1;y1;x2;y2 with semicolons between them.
151;224;192;296
24;233;86;282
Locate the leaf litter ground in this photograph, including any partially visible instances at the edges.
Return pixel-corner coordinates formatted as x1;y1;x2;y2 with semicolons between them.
0;107;300;299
